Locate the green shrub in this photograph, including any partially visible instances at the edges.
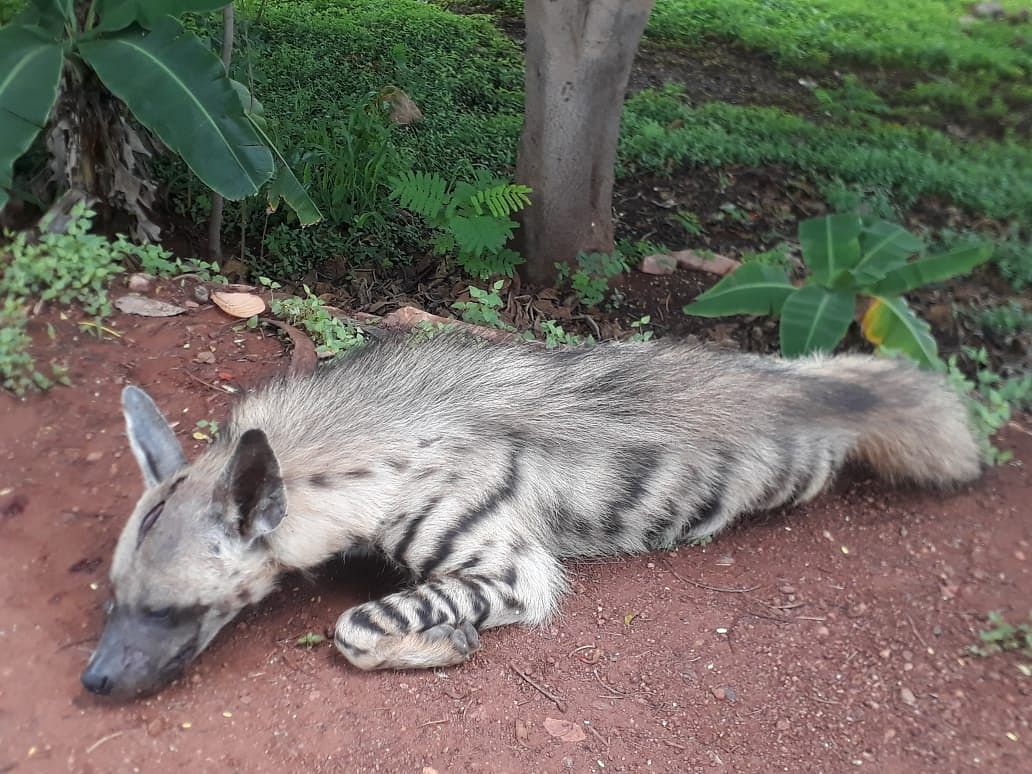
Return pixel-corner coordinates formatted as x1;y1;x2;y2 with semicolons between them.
684;213;992;369
389;170;530;279
557;251;628;308
452;280;512;330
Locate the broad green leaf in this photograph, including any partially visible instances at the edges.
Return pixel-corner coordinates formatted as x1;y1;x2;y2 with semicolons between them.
850;219;924;286
246;115;322;226
779;285;855;358
682;263;794;317
871;243;992;296
93;1;229;33
0;25;64;210
860;296;940;370
799;213;862;286
79;18;274;200
12;0;74;34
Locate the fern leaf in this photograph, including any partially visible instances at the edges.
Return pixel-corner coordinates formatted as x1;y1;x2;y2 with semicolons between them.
449;215;515;258
470;184;532;218
388;171;449;220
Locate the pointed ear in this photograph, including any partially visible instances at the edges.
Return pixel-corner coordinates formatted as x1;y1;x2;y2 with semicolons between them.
217;429;286;540
122;385;187;488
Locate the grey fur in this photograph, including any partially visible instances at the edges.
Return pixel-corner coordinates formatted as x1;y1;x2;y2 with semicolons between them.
84;336;982;696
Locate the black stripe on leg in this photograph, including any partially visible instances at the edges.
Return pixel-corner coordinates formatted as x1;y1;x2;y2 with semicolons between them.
424;582;462;623
419;449;521;578
459;577;492;628
346;608;386;636
373;599;410;632
391;496;441;566
413;592;444;631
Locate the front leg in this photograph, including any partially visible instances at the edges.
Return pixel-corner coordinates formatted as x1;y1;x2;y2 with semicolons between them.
334;549;563;670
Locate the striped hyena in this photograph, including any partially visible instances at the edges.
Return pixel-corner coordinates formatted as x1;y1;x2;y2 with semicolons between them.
81;335;982;697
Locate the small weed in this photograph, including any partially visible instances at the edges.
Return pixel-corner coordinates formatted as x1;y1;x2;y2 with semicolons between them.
192;419;220;443
270;286;365;359
629;315;654;343
970;611;1032;670
452;280;513;330
0;300;58;396
295;632;327;648
672;210;704;237
538;320;592;349
557;251;628;308
616;238;669;263
740;243;793;271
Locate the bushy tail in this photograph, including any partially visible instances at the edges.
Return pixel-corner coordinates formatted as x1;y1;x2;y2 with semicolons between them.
804;354;983;487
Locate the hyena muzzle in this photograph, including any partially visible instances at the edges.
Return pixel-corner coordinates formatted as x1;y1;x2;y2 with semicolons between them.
81;335;982;697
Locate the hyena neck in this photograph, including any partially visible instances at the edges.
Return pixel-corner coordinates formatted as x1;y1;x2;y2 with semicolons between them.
263;453;397;572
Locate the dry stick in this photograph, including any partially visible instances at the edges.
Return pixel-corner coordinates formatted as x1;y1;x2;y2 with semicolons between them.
904;613;931;652
418;718;449;728
85;730;125;754
592;668;624;696
511;665;567;713
663;561;760;594
179;368;234;394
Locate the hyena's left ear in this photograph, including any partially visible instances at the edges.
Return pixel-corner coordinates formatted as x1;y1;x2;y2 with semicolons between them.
122;385;187;488
216;429;287;541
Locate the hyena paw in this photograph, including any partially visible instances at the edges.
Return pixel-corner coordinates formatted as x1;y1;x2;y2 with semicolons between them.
423;621;480;656
334;611;481;671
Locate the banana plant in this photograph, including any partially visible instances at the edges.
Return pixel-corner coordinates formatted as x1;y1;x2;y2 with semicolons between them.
683;214;992;369
0;0;320;225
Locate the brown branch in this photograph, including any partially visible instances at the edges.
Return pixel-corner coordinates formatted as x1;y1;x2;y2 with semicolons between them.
511;665;567;713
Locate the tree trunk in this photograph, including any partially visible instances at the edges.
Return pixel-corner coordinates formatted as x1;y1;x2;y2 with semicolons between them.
516;0;653;286
207;4;235;261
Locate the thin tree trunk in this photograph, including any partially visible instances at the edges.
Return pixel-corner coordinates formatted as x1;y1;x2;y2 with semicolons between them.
207;4;235;261
516;0;653;286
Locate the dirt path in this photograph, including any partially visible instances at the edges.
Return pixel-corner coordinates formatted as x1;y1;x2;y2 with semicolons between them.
1;288;1029;773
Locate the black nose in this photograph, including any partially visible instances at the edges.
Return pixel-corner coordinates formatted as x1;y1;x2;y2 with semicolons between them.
81;664;113;695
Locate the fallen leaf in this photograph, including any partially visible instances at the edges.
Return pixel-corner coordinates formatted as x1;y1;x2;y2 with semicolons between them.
114;294;185;317
543;717;586;743
515;719;530;747
264;319;318;377
211;291;266;319
623;612;638;626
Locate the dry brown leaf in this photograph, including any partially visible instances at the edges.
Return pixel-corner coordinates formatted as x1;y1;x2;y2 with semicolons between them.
114;294;185;317
543;717;586;743
211;291;266;318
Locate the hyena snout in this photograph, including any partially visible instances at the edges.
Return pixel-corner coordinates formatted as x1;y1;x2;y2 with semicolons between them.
81;607;201;699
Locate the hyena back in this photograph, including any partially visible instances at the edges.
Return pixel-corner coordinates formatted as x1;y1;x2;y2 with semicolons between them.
82;336;981;696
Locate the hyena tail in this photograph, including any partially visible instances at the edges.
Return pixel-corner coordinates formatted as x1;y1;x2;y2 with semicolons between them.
804;354;983;487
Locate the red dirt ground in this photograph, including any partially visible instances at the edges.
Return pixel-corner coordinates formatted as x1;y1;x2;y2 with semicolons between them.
1;281;1029;774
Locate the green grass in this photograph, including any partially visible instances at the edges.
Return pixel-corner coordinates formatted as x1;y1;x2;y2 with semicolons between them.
619;85;1032;224
646;1;1032;75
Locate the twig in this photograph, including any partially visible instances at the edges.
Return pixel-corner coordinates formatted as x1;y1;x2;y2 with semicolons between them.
812;693;841;706
86;730;124;754
511;665;566;713
586;724;609;747
664;739;688;750
418;718;449;728
180;368;236;393
904;613;930;652
593;668;624;696
663;561;760;594
77;321;122;338
55;635;97;652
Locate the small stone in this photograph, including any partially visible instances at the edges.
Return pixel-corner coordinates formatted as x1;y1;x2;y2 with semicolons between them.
900;687;917;706
846;603;868;619
711;687;725;700
194;285;211;303
128;273;155;293
776;719;791;732
146;717;168;737
816;626;831;638
638;253;677;275
194;351;216;365
85;451;103;463
779;585;796;595
879;648;891;659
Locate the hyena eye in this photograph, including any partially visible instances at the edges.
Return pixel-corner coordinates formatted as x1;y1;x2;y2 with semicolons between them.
145;606;174;622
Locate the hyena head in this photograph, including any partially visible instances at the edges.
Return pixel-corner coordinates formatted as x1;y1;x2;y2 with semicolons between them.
81;386;286;698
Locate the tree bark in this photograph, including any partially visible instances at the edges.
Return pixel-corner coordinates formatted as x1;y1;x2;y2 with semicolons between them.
516;0;654;286
207;4;235;261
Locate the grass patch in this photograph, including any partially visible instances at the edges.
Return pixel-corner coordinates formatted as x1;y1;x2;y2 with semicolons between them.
619;85;1032;224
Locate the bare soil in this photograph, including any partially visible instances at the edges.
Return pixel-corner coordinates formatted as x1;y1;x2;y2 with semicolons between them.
1;282;1030;774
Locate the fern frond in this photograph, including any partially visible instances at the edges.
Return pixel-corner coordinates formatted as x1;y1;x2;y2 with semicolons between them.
469;184;532;218
388;171;449;220
449;214;515;258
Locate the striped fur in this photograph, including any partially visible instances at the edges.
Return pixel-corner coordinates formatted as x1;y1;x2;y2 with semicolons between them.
84;335;982;696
